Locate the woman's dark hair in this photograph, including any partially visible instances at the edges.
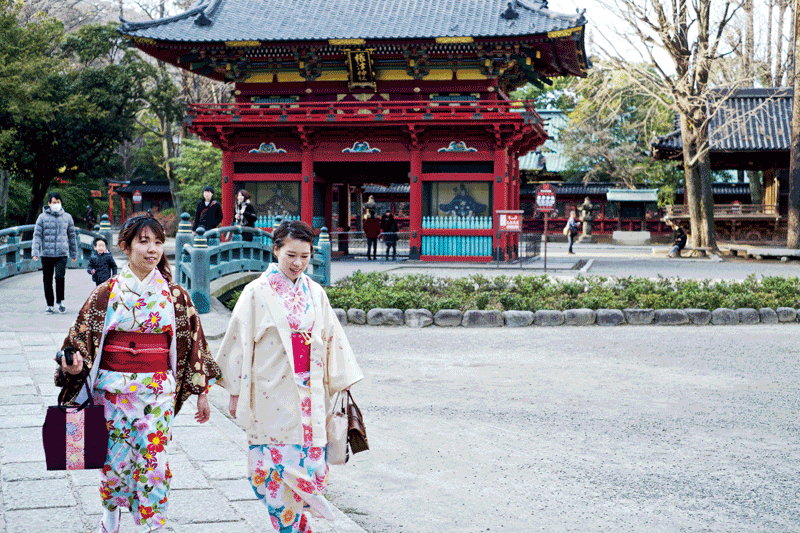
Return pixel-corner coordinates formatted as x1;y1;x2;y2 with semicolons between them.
117;215;172;282
47;192;62;203
237;189;252;202
272;220;314;257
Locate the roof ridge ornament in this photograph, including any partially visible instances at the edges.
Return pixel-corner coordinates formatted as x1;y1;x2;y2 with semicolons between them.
501;1;520;20
195;11;213;26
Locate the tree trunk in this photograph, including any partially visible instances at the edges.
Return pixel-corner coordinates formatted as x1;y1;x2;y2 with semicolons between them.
698;147;718;251
161;117;183;216
787;0;800;248
679;114;703;249
0;170;10;222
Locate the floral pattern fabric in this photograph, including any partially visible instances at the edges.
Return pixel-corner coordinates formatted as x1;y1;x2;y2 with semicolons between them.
265;264;314;332
248;373;332;532
105;266;174;337
93;369;175;529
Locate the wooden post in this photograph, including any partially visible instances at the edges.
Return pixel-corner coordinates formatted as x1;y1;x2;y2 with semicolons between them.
409;149;422;258
301;149;314;227
222;151;235;227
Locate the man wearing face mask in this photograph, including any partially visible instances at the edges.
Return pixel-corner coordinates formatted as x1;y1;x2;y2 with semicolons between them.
32;193;78;314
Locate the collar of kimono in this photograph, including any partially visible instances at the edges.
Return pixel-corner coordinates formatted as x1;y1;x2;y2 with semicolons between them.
259;267;314;374
117;264;158;294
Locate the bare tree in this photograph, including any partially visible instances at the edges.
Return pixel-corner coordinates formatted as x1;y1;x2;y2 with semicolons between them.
787;0;800;248
594;0;745;254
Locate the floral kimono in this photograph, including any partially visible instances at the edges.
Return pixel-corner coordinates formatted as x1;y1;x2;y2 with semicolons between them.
216;264;363;533
57;266;221;531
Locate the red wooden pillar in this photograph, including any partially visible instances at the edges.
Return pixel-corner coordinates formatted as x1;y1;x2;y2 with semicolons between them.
301;148;314;227
221;150;235;227
493;147;509;259
409;148;422;259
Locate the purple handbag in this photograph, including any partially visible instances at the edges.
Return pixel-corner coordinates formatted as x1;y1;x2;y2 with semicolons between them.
42;378;108;470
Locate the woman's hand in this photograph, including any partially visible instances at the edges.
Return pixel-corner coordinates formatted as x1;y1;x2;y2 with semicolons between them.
58;351;84;375
195;395;210;424
228;395;239;418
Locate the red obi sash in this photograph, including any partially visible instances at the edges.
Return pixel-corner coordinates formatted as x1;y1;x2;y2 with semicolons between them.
291;331;311;373
100;331;171;373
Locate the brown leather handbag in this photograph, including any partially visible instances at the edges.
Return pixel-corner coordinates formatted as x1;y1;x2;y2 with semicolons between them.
345;391;369;455
326;390;368;465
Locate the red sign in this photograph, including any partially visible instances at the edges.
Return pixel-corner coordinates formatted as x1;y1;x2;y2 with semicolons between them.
497;210;523;232
534;184;556;212
132;190;142;204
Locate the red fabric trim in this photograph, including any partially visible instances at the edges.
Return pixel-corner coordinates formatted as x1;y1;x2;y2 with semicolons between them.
100;331;170;372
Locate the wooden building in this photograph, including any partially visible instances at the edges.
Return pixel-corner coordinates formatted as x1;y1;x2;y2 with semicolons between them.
652;88;790;242
119;0;589;260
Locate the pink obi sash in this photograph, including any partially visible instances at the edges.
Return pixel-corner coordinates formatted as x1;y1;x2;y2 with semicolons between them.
100;331;171;373
291;331;311;373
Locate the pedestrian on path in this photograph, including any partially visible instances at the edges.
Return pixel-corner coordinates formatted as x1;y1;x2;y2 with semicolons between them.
363;210;381;260
234;189;258;241
86;237;118;286
381;211;398;261
565;210;579;255
192;185;223;234
32;192;78;314
215;220;363;533
55;215;222;533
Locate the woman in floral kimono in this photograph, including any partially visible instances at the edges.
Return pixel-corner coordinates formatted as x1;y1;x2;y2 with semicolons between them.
215;220;363;533
56;215;222;533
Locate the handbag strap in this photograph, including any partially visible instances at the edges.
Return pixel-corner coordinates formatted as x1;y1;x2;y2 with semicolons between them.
57;368;95;411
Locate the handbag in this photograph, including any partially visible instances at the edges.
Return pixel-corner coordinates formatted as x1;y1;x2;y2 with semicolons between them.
42;375;109;470
562;225;569;236
326;390;369;465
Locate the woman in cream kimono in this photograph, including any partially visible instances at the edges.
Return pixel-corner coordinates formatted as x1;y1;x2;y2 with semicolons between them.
216;220;362;533
57;216;221;533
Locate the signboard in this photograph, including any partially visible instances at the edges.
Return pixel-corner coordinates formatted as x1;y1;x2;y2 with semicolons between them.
132;190;142;204
345;49;376;90
90;190;102;198
534;183;556;213
497;210;523;232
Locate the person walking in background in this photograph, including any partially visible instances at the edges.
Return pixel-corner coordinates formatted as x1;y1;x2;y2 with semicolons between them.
86;237;118;286
56;215;221;533
234;189;258;241
669;224;688;258
215;220;362;533
363;210;381;260
32;192;77;314
83;204;97;230
192;186;223;234
381;211;399;261
566;210;580;255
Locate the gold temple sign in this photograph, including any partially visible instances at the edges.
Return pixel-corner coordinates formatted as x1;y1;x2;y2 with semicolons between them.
345;49;376;90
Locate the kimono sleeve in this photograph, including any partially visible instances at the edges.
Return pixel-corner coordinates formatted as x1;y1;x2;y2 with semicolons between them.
55;285;108;402
320;290;363;395
214;283;257;397
172;285;222;414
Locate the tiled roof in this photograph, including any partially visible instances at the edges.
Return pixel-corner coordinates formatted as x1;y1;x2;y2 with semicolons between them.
120;0;585;43
116;182;171;194
676;184;752;195
652;88;792;154
519;109;569;172
520;182;612;196
363;184;410;195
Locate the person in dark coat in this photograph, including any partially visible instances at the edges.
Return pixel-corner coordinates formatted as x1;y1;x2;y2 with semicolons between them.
86;237;118;285
83;205;96;230
234;189;258;241
669;224;688;258
192;186;224;233
363;210;381;260
31;192;77;314
381;211;399;260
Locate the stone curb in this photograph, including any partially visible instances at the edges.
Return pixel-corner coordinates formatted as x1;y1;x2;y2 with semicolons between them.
332;307;800;327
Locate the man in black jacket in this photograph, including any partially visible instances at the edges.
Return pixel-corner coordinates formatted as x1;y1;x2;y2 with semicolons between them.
192;186;224;233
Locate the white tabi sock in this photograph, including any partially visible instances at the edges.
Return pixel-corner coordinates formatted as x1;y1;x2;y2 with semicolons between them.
98;507;120;533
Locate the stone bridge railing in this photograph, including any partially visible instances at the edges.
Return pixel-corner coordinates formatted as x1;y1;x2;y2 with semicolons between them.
0;215;113;281
175;213;331;314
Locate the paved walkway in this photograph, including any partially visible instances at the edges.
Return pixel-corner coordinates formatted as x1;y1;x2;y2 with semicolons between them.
0;267;364;533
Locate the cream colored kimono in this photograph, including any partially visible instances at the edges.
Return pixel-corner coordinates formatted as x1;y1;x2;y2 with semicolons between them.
215;268;363;445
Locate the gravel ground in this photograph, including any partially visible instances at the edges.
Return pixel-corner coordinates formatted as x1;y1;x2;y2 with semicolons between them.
213;325;800;533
